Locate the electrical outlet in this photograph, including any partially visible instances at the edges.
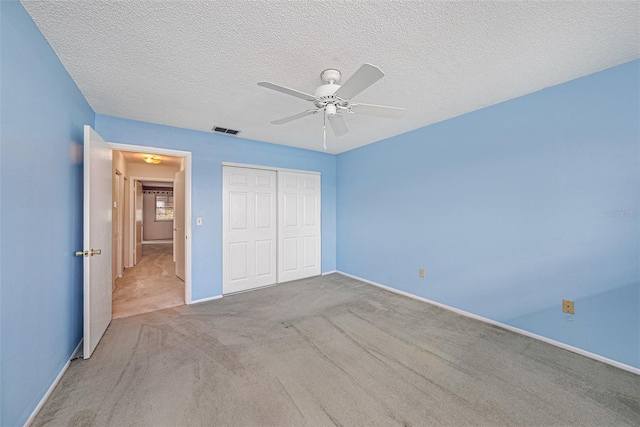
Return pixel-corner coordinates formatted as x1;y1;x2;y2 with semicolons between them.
419;268;425;278
562;299;574;315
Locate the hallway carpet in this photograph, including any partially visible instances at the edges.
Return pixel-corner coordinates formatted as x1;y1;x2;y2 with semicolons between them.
112;243;184;319
34;274;639;426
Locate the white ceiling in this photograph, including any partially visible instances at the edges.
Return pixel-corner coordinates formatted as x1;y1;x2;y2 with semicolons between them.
22;1;639;154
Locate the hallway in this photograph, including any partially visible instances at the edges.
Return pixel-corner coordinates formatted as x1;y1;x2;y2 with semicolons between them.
112;243;184;319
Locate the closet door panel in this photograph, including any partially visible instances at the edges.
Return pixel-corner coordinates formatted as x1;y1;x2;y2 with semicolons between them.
278;172;321;283
223;166;277;294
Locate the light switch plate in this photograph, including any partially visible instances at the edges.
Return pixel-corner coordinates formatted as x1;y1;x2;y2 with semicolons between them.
196;217;202;226
419;268;425;278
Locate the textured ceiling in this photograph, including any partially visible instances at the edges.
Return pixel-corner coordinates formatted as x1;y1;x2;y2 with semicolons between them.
22;1;639;154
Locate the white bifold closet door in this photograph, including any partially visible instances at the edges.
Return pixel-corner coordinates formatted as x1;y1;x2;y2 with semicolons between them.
222;166;277;294
278;171;321;283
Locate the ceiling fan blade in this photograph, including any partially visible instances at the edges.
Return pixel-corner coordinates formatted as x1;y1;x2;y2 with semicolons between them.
334;63;385;100
327;113;348;137
257;82;316;101
271;109;321;125
350;103;406;119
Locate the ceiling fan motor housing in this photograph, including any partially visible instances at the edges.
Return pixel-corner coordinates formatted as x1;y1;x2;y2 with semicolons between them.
314;83;347;108
315;69;348;109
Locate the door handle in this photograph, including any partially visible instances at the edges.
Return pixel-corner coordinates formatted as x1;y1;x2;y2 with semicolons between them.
75;250;89;257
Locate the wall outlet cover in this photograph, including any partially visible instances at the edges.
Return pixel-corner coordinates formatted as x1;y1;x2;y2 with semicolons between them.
562;299;575;315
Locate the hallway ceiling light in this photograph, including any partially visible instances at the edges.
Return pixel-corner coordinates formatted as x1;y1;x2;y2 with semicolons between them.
143;155;162;164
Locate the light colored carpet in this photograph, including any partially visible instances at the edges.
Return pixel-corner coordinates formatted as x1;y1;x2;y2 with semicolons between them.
112;243;184;319
35;274;639;426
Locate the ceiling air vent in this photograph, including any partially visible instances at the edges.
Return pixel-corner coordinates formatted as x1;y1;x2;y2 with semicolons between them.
213;126;240;136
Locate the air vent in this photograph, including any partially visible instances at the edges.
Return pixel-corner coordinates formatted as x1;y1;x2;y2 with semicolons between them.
213;126;240;136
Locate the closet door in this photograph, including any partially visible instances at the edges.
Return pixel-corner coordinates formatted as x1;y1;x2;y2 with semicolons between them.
223;166;277;294
278;172;321;283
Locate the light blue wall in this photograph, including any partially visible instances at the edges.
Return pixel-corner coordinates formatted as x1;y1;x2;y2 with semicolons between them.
95;115;337;301
337;60;640;368
0;1;95;425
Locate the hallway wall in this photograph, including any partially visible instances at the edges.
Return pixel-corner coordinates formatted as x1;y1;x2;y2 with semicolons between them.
143;192;174;240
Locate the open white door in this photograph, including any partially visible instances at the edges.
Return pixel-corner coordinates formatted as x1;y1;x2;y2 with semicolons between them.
174;169;185;281
81;125;112;359
135;180;143;265
116;172;125;277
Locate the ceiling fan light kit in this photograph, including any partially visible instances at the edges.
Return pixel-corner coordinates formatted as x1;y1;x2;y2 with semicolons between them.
258;63;406;150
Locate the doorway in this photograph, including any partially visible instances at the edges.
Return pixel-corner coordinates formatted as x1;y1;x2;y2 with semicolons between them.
82;126;193;358
110;148;190;318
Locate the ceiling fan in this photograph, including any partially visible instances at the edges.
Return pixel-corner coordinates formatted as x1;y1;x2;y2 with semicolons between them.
258;63;406;150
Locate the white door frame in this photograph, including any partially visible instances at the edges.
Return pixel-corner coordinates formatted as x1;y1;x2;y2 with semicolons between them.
110;143;193;304
222;162;322;177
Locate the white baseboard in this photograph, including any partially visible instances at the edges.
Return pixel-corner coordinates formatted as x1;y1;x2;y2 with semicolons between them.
189;294;223;305
24;339;83;427
337;271;640;376
322;270;337;276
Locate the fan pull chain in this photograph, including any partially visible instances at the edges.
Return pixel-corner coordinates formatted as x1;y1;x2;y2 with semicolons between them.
323;111;327;150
